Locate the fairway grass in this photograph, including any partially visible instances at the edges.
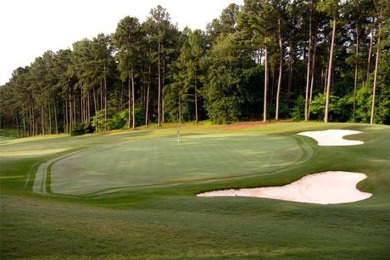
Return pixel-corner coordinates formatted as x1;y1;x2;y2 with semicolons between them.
1;122;389;259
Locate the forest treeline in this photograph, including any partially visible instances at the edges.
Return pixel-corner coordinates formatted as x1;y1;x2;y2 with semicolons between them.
0;0;389;136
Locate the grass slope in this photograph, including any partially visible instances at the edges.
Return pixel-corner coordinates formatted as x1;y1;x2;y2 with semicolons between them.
1;122;389;259
48;133;305;195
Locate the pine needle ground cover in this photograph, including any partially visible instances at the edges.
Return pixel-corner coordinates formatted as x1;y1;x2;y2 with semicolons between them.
1;122;389;259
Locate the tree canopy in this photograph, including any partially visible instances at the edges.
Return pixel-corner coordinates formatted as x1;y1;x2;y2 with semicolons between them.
1;0;389;136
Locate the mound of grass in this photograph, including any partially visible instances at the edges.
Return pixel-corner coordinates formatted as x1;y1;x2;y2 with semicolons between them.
1;122;389;259
47;133;306;196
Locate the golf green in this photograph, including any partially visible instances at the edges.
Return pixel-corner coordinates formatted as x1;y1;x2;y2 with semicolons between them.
41;133;310;196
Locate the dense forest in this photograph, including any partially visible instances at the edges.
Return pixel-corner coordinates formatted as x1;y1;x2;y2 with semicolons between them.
0;0;389;136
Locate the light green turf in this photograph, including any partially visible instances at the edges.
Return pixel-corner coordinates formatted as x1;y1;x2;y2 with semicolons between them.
47;133;308;195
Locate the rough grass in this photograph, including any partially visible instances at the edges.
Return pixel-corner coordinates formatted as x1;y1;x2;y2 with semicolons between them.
1;122;389;259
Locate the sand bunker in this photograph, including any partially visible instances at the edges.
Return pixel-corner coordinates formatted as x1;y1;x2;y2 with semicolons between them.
197;129;370;204
197;171;372;204
298;129;363;146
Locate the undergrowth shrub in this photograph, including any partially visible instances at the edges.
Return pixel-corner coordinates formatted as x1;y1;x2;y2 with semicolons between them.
71;121;94;136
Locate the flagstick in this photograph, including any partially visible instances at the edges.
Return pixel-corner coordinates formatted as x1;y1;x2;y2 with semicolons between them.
177;129;180;147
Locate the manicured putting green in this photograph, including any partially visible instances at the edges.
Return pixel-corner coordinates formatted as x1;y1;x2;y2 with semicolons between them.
48;133;308;195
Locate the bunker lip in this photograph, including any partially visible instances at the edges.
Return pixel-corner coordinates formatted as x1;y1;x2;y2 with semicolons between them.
197;171;372;204
197;129;371;204
297;129;363;146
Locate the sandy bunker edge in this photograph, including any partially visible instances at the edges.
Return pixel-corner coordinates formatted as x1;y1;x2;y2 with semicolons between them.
197;129;371;204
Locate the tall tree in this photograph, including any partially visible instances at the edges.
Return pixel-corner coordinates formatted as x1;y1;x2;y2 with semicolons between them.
29;52;59;135
318;0;339;123
201;33;255;123
206;3;240;42
239;0;275;122
305;0;315;121
370;0;388;124
113;16;143;129
53;49;73;133
344;0;375;122
188;29;204;123
144;6;172;126
72;34;115;131
139;24;155;126
92;34;115;131
71;38;96;125
0;67;31;136
170;28;205;123
270;0;288;121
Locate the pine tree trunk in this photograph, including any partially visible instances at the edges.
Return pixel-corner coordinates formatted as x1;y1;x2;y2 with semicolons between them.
352;27;360;122
48;101;52;134
194;69;198;123
366;31;373;82
100;82;103;111
162;46;166;124
370;24;381;125
145;66;150;127
324;18;336;123
73;93;76;127
104;65;107;131
305;1;313;122
65;98;69;133
308;29;317;120
87;92;91;123
93;87;98;132
145;84;150;126
30;103;34;136
80;88;84;123
32;104;35;136
41;105;45;135
16;115;20;138
120;81;124;111
128;77;131;129
22;105;27;137
269;62;276;108
30;105;33;136
263;47;268;123
287;47;293;102
54;100;58;135
132;75;135;129
275;18;283;121
178;94;182;123
157;41;162;127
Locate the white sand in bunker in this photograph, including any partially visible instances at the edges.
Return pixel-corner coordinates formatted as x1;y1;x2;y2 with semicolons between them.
298;129;363;146
197;171;373;204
